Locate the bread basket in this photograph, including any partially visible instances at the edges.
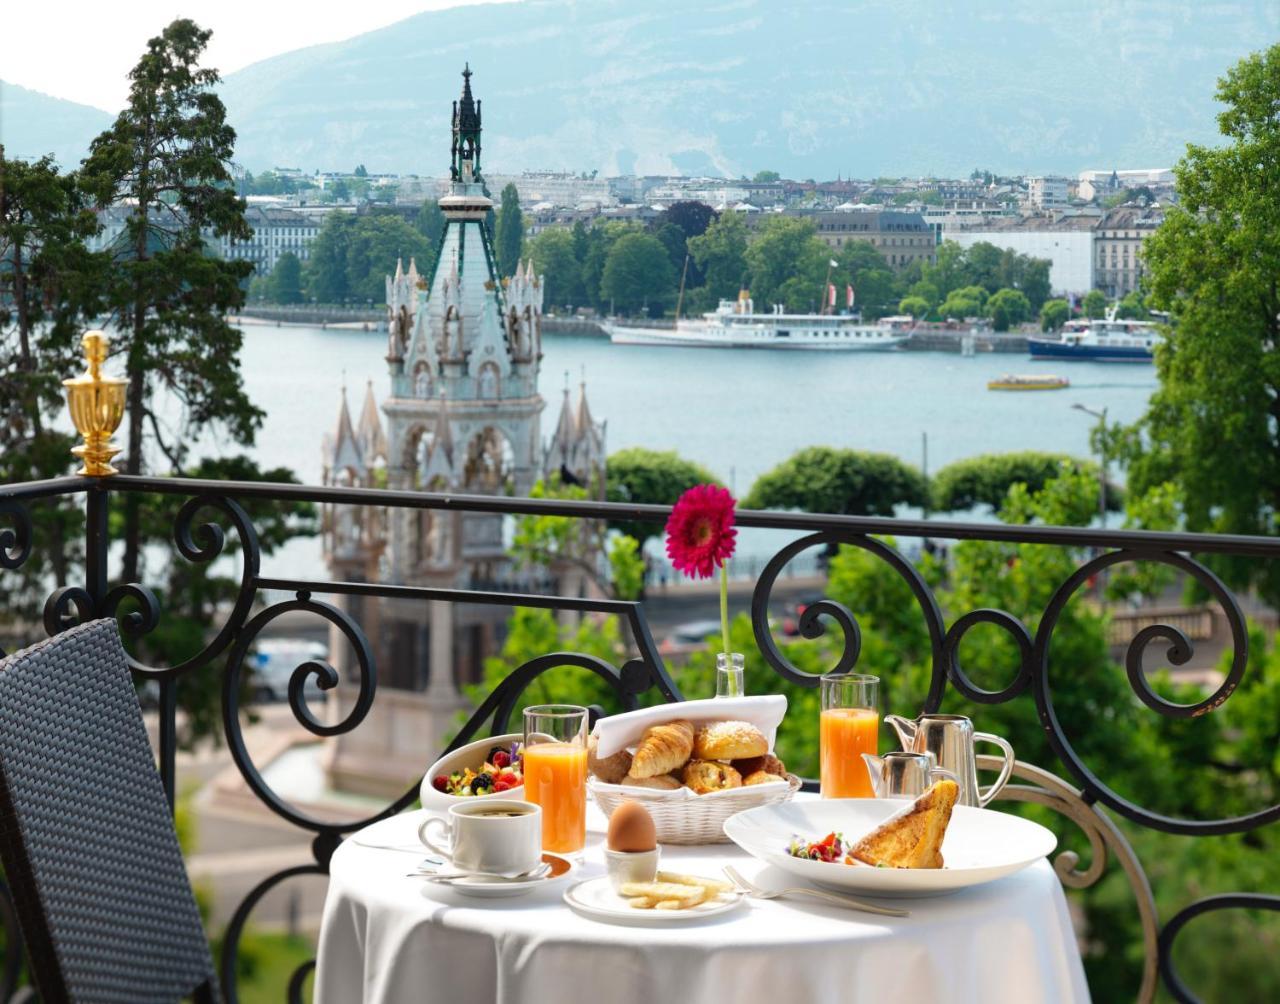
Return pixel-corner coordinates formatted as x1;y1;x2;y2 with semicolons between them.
590;774;802;844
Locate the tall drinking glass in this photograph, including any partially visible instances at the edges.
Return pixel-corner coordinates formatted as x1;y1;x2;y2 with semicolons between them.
522;705;588;854
819;673;880;798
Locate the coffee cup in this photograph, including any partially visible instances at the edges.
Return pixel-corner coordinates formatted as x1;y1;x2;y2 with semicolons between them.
418;800;542;875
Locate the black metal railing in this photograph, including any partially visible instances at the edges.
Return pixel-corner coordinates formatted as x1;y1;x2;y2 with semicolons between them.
1;472;1278;1002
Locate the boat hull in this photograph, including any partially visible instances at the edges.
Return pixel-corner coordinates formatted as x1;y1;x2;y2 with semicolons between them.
1028;338;1153;362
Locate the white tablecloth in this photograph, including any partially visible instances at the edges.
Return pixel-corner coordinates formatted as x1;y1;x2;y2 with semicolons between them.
315;801;1090;1004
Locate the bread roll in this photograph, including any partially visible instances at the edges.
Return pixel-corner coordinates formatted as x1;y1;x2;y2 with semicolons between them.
630;719;694;777
742;769;786;786
694;720;768;761
620;772;682;790
732;753;786;777
682;759;742;794
588;734;633;784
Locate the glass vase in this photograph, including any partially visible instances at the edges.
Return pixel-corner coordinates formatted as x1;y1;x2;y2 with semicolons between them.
715;652;745;698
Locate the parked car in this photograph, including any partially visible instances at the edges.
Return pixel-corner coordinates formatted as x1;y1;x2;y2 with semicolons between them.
659;620;725;654
249;638;330;703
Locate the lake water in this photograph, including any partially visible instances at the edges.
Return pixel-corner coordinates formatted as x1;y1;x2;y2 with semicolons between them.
229;322;1158;578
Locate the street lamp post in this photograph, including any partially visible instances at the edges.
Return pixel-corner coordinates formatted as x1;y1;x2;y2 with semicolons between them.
1072;403;1108;529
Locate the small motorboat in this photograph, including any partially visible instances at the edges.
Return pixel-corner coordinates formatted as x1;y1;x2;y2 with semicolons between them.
987;374;1070;391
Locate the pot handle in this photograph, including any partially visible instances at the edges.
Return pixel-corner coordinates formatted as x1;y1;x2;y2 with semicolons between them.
973;732;1015;807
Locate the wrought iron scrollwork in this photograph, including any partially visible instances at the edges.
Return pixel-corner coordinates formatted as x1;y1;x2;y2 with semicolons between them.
0;500;32;571
944;607;1034;704
750;530;948;709
1034;548;1277;835
1157;893;1280;1003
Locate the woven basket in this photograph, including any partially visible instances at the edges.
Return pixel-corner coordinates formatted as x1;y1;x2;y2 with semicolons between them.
590;774;802;844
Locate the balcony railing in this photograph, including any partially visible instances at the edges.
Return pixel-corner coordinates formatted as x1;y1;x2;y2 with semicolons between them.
1;472;1278;1002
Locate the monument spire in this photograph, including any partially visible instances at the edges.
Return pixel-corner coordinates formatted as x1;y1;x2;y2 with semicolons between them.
451;63;483;183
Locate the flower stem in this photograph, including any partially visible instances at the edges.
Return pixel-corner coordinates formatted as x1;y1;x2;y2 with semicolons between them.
719;561;731;658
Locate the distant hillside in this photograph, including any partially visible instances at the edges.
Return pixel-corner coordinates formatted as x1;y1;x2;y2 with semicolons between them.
217;0;1280;179
0;81;112;167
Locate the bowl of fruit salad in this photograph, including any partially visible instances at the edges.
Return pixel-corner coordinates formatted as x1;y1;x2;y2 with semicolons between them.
420;733;525;811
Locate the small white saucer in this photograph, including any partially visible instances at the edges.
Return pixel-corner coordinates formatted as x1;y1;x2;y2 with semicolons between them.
564;876;745;924
421;853;576;898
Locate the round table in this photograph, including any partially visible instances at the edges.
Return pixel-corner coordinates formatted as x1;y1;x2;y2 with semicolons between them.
315;801;1090;1004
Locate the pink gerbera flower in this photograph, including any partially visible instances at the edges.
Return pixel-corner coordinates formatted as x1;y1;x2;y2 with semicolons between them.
665;484;737;579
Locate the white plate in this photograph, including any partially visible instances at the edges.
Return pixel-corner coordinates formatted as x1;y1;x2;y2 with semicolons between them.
422;854;576;898
723;798;1056;898
564;876;745;924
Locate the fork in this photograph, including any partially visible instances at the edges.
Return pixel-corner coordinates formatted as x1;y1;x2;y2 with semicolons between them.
722;865;909;918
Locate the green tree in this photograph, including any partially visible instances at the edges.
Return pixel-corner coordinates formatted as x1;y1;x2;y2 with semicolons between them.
1121;43;1280;605
600;231;675;315
1081;289;1107;318
353;163;368;177
986;287;1031;331
307;212;356;302
1114;289;1147;319
80;19;257;583
744;216;828;311
266;251;303;304
579;221;634;312
937;285;986;320
0;150;101;603
526;227;581;309
688;212;748;303
605;447;721;544
898;295;930;318
752;169;781;183
931;452;1106;512
416;198;445;248
744;446;929;516
342;214;434;303
494;182;523;277
907;279;940;308
836;241;895;318
1040;298;1070;331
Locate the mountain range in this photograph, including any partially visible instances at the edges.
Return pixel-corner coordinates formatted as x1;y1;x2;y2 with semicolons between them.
4;0;1278;179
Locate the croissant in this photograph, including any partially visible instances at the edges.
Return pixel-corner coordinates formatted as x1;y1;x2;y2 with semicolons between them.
629;719;694;778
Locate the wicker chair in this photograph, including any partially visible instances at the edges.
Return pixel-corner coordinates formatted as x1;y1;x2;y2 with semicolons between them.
0;619;218;1003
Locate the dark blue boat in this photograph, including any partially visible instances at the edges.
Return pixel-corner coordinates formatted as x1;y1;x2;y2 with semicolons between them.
1028;318;1162;362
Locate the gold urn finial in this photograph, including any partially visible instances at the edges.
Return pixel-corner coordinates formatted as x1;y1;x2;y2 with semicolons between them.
63;330;127;476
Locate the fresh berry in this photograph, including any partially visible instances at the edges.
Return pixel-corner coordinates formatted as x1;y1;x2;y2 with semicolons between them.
492;751;511;769
472;773;493;791
493;776;515;792
431;775;449;793
489;746;506;761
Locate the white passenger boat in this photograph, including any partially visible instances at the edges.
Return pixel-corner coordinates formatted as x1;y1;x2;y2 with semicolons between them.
605;292;915;350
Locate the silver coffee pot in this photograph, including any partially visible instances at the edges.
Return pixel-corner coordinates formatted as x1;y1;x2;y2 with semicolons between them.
883;713;1015;808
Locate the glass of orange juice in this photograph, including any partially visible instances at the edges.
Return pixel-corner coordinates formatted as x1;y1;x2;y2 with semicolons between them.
522;704;588;854
819;673;880;798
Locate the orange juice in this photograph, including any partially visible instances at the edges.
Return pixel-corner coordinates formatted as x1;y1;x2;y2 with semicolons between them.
820;707;879;798
522;741;588;853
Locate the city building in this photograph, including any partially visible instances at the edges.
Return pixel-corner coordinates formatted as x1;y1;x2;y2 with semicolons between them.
758;208;935;270
1094;205;1164;298
951;216;1097;296
1027;176;1070;210
319;67;604;795
217;205;323;275
1078;168;1174;202
485;171;614;209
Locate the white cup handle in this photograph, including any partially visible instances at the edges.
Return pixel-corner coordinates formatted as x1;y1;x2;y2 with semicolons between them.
418;816;453;858
974;732;1016;807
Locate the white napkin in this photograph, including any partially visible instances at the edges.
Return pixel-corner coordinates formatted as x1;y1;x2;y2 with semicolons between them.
591;695;788;759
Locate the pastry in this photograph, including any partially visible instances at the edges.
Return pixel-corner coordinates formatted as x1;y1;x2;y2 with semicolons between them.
630;719;694;778
693;720;768;761
588;734;633;784
620;772;682;790
849;779;958;869
742;769;785;786
682;759;743;794
732;753;786;777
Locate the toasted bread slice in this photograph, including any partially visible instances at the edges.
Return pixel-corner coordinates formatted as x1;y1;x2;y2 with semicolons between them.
849;779;958;869
618;881;707;906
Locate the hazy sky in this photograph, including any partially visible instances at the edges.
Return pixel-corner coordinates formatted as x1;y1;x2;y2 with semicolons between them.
2;0;506;112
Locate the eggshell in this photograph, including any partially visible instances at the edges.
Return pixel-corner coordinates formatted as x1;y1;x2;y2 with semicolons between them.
607;799;657;852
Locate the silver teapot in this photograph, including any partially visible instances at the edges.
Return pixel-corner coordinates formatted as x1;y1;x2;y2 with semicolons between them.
883;713;1015;808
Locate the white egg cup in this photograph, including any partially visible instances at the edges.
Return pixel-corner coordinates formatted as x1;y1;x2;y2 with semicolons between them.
604;846;662;892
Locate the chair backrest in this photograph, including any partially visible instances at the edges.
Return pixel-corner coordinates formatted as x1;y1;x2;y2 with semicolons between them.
0;619;217;1003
